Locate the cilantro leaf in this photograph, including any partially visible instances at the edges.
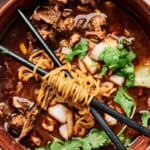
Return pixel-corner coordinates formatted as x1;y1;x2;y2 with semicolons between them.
141;111;150;127
84;129;110;148
36;128;109;150
66;41;88;62
119;134;132;147
99;43;136;87
100;65;108;76
114;87;134;117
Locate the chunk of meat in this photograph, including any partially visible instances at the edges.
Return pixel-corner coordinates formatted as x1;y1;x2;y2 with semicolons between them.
62;9;72;17
38;28;56;41
0;103;11;120
89;15;107;31
78;59;87;73
9;114;26;136
129;136;150;150
41;117;56;132
74;13;106;29
59;39;69;47
12;96;34;111
30;134;41;146
57;17;74;32
19;105;39;140
85;30;106;40
69;33;81;46
32;6;61;26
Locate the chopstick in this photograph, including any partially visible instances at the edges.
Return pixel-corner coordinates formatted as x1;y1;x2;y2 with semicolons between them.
0;45;125;149
17;7;150;137
17;9;126;149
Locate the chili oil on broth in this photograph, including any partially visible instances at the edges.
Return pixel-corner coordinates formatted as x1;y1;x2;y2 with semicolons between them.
0;0;150;149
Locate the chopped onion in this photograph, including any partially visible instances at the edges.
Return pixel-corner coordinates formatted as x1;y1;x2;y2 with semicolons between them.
83;55;99;74
104;113;117;126
48;104;68;123
61;47;72;55
135;59;150;88
59;124;69;140
109;75;125;86
90;42;107;61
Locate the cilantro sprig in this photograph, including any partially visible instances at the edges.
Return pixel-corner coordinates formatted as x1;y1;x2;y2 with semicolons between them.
66;41;88;62
36;129;110;150
114;87;134;117
99;43;136;87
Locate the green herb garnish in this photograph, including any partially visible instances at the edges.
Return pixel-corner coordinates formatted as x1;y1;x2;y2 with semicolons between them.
114;87;134;117
119;134;132;147
99;43;136;87
100;65;108;76
66;41;88;62
141;111;150;127
36;129;110;150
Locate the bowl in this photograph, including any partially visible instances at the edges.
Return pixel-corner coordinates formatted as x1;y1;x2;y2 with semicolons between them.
0;0;149;149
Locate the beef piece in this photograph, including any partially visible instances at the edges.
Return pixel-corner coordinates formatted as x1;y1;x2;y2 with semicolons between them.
19;105;39;140
12;96;34;112
0;103;11;121
9;114;25;136
9;105;39;139
57;17;74;32
69;33;81;46
62;9;72;17
85;30;106;40
32;6;61;27
89;15;107;31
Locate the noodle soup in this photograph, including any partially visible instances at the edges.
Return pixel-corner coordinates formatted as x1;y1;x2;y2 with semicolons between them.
0;0;150;149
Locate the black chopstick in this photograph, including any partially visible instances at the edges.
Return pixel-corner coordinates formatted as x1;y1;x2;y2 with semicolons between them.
17;9;71;78
0;45;125;149
0;45;149;138
17;9;126;149
90;107;125;149
91;99;150;137
0;45;47;76
17;7;150;137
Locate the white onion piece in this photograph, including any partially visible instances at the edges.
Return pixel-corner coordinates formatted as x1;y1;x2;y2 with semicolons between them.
83;55;99;74
104;113;117;126
59;124;69;140
109;75;125;86
90;42;107;61
61;47;72;55
48;104;68;123
135;61;150;88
